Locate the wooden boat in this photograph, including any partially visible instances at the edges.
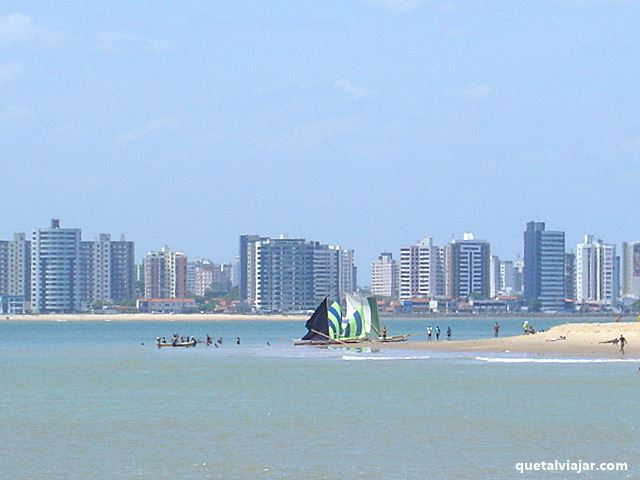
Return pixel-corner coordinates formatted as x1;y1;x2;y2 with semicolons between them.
156;338;197;348
376;334;410;343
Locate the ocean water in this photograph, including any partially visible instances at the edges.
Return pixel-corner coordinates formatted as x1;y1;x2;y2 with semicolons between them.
1;318;639;479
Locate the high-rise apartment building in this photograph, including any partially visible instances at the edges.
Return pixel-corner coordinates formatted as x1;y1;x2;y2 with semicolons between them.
399;237;443;299
621;241;640;299
445;233;490;299
31;219;81;313
143;246;187;299
80;234;135;306
110;237;135;302
523;221;565;310
500;260;516;295
490;255;501;298
564;252;576;301
576;235;618;306
0;233;31;300
240;235;356;312
371;252;399;298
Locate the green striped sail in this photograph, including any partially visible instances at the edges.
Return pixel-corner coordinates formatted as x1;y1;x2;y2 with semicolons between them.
339;294;381;339
327;301;342;339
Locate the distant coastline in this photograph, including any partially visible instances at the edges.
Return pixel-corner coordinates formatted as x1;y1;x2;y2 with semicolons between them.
0;312;634;322
0;313;308;322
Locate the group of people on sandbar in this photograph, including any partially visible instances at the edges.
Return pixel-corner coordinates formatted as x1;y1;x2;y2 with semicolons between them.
426;325;451;341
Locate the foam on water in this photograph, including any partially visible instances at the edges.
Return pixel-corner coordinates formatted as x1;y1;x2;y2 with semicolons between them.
342;355;431;361
475;356;640;364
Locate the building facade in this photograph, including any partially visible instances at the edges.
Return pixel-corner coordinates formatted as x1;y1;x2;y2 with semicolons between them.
621;241;640;299
371;252;399;298
143;246;188;299
399;237;443;300
445;233;490;299
523;221;565;310
31;219;82;313
576;235;618;307
240;235;357;312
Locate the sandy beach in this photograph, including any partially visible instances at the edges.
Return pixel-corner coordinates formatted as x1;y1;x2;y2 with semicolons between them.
366;322;640;358
0;313;308;322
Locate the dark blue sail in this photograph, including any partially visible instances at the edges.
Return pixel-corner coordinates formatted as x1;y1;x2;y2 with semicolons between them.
301;297;329;341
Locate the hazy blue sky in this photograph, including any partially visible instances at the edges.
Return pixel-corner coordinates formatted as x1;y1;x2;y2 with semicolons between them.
2;1;640;277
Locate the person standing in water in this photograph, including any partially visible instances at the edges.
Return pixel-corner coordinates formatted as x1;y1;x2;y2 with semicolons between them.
435;326;441;341
426;326;432;341
446;326;452;341
382;326;387;340
619;334;628;354
494;322;500;338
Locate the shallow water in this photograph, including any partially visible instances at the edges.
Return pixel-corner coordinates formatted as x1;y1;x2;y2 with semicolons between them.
1;318;638;479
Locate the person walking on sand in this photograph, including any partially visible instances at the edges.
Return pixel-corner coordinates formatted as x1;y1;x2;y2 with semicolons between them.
427;326;433;341
619;334;628;355
494;322;500;338
435;326;441;341
446;326;452;341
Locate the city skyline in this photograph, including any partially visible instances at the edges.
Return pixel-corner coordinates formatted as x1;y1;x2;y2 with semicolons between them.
3;3;640;280
3;219;640;281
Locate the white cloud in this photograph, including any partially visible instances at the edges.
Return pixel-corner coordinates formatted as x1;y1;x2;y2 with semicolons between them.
0;13;37;46
361;0;426;11
0;62;23;82
96;32;173;54
0;12;60;47
334;79;374;99
452;84;494;99
114;116;174;146
0;105;31;126
255;117;359;151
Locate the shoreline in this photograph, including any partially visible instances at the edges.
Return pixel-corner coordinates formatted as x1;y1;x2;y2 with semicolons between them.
0;313;309;322
0;312;634;322
356;322;640;358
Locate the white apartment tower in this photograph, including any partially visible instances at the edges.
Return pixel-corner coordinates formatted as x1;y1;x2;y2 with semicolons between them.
489;255;501;298
31;219;82;313
0;233;31;300
399;237;443;300
371;252;399;298
576;235;618;306
621;241;640;299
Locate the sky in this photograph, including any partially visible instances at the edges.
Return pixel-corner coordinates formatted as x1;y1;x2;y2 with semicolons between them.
1;1;640;279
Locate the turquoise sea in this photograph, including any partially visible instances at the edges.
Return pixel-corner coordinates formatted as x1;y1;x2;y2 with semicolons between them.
1;317;639;479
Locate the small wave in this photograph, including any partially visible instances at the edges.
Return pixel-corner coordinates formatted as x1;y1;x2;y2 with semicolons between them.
342;355;431;361
475;357;640;364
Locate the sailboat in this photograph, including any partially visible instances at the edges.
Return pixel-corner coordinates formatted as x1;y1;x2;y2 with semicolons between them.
295;295;409;345
343;294;409;343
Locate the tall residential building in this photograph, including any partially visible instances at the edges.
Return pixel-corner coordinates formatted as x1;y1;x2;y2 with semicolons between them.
110;237;135;302
31;219;81;313
186;261;197;296
500;260;516;295
564;252;576;301
513;258;524;294
371;252;399;298
445;233;490;299
523;221;565;310
489;255;501;298
79;234;135;306
252;237;316;312
0;233;31;300
240;235;357;312
399;237;443;299
621;241;640;299
239;235;265;303
576;235;618;306
143;246;188;299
